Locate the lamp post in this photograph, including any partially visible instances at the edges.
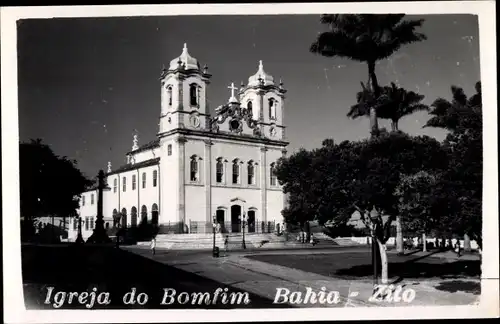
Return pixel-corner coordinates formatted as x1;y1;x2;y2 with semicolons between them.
241;211;247;249
212;215;217;251
370;215;380;290
75;216;84;244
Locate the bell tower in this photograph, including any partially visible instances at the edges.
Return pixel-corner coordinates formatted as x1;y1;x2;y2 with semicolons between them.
159;43;212;135
239;61;287;140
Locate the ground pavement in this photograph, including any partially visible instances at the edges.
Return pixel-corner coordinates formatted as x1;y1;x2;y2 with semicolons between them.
124;246;481;308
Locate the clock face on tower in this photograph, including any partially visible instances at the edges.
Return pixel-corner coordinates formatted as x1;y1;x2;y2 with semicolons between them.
190;115;200;128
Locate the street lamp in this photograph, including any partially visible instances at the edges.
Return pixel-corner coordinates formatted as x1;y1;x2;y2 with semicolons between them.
212;215;218;257
241;211;247;249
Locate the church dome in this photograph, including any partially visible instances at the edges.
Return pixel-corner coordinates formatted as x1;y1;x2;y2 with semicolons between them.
247;60;275;86
168;43;200;71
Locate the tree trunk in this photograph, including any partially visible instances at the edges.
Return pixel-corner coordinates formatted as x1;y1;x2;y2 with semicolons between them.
464;234;471;252
422;233;427;252
391;120;399;132
367;61;380;137
376;238;389;284
396;215;404;255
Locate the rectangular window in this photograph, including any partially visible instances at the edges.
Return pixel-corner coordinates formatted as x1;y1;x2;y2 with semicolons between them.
190;159;199;182
168;144;172;156
85;217;89;231
90;217;95;229
113;179;117;193
123;177;126;192
132;175;136;190
142;172;146;188
82;195;85;206
153;170;158;187
270;165;277;186
73;218;77;230
91;194;94;205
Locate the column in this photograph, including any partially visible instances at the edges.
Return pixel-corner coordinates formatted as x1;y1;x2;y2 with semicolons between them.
177;136;187;227
204;140;213;226
260;147;267;223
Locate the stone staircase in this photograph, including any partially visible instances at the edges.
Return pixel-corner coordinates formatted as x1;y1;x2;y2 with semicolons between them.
137;233;225;250
332;237;365;246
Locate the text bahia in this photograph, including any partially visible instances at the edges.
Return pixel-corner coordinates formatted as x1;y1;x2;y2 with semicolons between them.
273;287;342;305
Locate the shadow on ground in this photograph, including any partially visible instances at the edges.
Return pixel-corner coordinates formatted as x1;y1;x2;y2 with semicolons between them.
434;280;481;295
247;251;481;282
22;244;287;309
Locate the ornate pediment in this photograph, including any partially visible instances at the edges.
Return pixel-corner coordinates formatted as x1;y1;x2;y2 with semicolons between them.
209;102;261;136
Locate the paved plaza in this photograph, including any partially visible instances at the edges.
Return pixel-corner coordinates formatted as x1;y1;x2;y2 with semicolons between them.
125;245;481;307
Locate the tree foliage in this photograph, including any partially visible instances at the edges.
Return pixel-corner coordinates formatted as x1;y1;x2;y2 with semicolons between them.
276;132;447;243
19;139;92;221
424;82;482;247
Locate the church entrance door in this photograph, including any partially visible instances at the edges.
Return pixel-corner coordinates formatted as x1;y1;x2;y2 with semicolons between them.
231;205;241;233
216;210;226;233
247;210;256;233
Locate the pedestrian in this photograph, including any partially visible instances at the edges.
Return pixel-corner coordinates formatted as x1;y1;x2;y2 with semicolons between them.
150;236;156;255
224;235;229;255
455;241;461;257
310;233;317;246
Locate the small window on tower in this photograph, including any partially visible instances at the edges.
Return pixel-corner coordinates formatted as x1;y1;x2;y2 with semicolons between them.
142;172;146;188
269;98;277;120
190;156;199;182
167;86;173;106
168;144;172;156
190;84;198;106
247;101;253;118
122;177;127;192
132;174;136;190
113;179;117;193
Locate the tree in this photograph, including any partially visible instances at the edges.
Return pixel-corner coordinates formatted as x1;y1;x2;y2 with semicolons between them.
276;132;448;283
424;82;482;249
310;14;426;136
19;139;92;239
395;171;441;252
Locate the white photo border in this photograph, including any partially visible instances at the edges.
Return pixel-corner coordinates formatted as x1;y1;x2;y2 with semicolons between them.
2;2;498;322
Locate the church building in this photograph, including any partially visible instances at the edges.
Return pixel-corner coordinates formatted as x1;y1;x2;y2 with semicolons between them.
69;44;288;241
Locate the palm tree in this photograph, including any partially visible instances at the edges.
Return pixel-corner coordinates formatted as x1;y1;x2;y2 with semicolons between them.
425;81;482;132
349;82;429;132
310;14;427;136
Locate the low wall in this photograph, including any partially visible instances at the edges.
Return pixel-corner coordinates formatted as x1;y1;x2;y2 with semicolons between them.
335;236;479;249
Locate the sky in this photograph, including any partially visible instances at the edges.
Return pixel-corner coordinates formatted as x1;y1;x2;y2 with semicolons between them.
17;14;480;178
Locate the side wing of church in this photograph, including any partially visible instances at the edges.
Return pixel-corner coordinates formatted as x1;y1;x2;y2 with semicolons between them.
70;44;288;240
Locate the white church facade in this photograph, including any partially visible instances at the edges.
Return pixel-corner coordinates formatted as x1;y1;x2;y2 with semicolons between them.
68;44;288;241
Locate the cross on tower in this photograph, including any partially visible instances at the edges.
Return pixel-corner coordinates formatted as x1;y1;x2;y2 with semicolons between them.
228;82;237;98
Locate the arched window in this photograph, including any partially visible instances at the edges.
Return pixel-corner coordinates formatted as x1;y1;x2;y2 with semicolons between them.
270;163;277;186
216;158;224;183
132;174;136;190
141;205;148;224
91;193;94;205
269;98;277;120
247;161;255;185
113;178;117;193
167;86;173;106
152;203;159;225
121;208;127;228
122;176;127;192
153;170;158;187
168;144;172;156
82;195;85;206
190;156;199;182
189;84;198;106
247;101;253;118
131;207;138;227
142;172;146;188
232;159;240;184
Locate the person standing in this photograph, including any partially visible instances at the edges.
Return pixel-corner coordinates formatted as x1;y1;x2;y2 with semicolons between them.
224;235;229;255
150;236;156;255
